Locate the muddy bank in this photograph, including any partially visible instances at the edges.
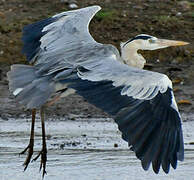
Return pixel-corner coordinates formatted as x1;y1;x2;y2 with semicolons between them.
0;0;194;120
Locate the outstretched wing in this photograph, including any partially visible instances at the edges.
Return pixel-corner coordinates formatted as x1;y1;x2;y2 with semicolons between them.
22;5;101;64
63;57;184;174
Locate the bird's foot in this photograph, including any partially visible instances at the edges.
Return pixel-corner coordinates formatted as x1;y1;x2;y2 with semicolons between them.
32;146;47;178
19;142;34;171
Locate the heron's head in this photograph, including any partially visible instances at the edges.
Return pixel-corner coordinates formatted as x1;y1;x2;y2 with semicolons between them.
122;34;189;50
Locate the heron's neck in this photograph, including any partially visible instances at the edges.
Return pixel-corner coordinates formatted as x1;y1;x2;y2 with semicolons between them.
120;43;146;69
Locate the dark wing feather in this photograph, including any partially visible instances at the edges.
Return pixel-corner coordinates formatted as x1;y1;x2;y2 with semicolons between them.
66;75;184;174
22;17;57;62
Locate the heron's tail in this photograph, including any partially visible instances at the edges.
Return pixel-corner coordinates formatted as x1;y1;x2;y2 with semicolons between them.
7;64;54;109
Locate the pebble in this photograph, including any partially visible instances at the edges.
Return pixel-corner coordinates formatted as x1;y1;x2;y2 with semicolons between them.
60;0;78;9
176;12;182;17
114;143;118;148
69;3;78;9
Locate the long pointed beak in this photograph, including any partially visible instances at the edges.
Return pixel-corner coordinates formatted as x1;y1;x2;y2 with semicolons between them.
157;39;189;47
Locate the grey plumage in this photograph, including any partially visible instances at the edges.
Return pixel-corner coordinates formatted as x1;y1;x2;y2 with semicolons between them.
7;5;184;174
7;64;55;109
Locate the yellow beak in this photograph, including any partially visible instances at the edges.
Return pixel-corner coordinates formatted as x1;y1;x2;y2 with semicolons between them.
157;39;189;47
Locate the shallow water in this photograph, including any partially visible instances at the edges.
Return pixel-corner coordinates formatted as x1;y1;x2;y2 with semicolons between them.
1;116;194;180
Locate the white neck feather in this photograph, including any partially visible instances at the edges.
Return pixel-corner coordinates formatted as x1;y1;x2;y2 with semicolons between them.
120;42;146;69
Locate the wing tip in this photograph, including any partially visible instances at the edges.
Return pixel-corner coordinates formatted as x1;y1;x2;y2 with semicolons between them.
85;5;101;17
84;5;101;11
94;5;102;11
141;160;151;171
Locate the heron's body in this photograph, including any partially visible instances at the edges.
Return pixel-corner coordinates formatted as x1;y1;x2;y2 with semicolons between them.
7;5;189;177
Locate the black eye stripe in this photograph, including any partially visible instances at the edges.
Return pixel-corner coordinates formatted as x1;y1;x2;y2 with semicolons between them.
123;35;152;47
133;35;152;40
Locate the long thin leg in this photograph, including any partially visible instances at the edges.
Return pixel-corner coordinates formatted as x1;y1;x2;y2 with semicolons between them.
33;106;47;178
20;109;36;171
40;106;47;177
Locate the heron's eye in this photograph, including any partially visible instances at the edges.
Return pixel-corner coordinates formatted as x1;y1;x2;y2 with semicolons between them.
149;39;156;43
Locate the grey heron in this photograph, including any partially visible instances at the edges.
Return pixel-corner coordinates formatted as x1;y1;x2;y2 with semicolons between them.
7;5;189;177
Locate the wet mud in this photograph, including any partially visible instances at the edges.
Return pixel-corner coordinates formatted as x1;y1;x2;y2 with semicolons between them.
1;117;194;180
